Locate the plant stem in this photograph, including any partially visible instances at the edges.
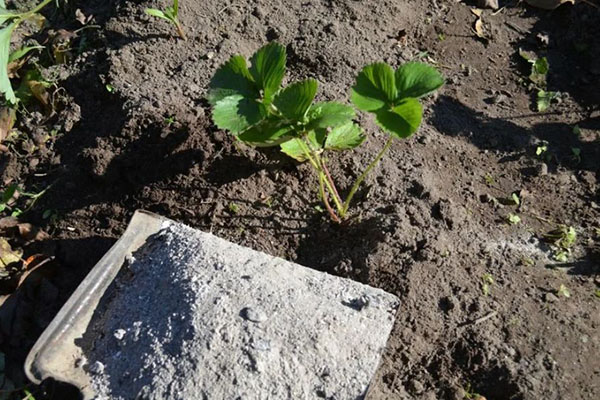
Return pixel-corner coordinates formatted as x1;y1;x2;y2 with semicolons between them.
319;174;341;223
317;154;342;207
340;136;394;217
302;137;344;213
28;0;53;15
297;138;343;221
175;19;186;40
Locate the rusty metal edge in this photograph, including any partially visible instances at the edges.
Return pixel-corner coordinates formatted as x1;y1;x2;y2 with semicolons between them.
24;210;168;399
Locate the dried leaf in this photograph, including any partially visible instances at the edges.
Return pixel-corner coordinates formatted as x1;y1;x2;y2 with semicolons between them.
75;8;92;25
525;0;574;9
0;107;15;144
474;18;486;38
17;223;49;241
0;216;18;231
0;237;21;270
471;8;483;16
478;0;499;9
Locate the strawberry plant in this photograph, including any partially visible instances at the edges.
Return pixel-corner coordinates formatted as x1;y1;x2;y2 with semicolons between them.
145;0;186;40
0;0;53;104
208;42;443;222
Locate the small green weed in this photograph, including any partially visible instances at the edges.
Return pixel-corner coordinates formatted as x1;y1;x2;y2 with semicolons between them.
481;273;494;296
519;50;558;112
227;203;240;214
507;213;521;225
543;225;576;262
145;0;186;40
557;284;570;298
0;0;53;103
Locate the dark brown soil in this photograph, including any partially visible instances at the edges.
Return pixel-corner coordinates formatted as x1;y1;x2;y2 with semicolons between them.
1;0;599;399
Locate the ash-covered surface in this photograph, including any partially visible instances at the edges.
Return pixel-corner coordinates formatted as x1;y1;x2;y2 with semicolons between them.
79;221;399;399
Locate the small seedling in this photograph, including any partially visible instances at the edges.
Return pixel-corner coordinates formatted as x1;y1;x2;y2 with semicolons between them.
535;144;547;157
557;284;570;298
483;173;495;186
0;0;53;103
227;202;240;214
208;42;444;222
594;289;600;299
520;256;535;267
145;0;186;40
164;115;176;126
519;50;558;112
571;147;581;164
543;225;576;262
572;125;581;136
463;382;485;400
105;84;115;93
507;213;521;225
481;273;494;296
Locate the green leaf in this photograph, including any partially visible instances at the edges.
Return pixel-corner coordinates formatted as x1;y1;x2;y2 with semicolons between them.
306;101;355;130
173;0;179;15
0;23;16;104
272;79;318;121
1;184;16;204
212;95;265;133
8;45;44;63
529;57;549;87
537;90;558;112
280;131;324;162
237;118;294;146
324;122;366;151
375;98;422;139
0;1;17;26
351;63;396;112
208;55;257;105
395;62;444;99
249;42;286;103
163;7;176;20
144;8;171;22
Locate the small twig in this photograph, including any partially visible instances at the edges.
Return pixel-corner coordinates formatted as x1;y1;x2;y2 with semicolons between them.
473;311;498;325
505;21;526;35
580;0;599;9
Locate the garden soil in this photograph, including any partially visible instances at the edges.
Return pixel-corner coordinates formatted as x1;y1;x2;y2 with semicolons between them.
1;0;599;399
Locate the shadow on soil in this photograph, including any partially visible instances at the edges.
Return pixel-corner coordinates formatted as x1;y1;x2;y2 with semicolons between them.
431;95;600;174
295;215;387;283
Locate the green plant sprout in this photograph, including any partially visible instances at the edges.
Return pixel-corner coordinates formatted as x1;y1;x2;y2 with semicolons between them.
0;183;48;217
208;43;443;222
481;273;494;296
519;50;558;112
0;0;53;104
145;0;186;40
557;284;570;298
543;225;576;262
507;213;521;225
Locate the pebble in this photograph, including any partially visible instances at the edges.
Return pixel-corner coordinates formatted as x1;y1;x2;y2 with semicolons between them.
241;307;269;323
544;292;558;303
408;379;425;394
536;163;548;176
114;329;127;340
89;361;105;374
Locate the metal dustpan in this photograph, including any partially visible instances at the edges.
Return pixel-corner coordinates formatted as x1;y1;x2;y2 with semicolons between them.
25;210;399;400
25;210;167;399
